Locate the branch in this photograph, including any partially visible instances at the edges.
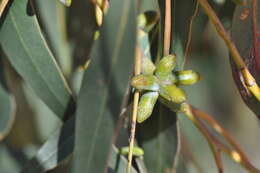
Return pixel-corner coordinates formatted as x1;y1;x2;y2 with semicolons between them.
181;102;260;173
197;0;260;101
163;0;172;56
184;1;199;62
127;46;142;173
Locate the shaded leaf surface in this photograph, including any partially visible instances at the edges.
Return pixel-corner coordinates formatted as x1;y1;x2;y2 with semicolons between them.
35;0;71;75
0;79;15;141
71;0;136;172
231;0;260;118
137;104;179;173
67;0;97;68
21;116;137;173
0;0;73;119
0;56;15;141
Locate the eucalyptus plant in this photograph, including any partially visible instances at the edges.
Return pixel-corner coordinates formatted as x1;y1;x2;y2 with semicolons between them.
0;0;260;173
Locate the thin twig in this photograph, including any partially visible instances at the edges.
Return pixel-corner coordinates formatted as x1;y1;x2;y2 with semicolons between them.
163;0;171;56
197;0;244;69
197;0;260;100
191;106;260;173
127;46;142;173
184;1;199;62
0;0;9;17
181;103;224;173
180;133;204;173
182;103;260;173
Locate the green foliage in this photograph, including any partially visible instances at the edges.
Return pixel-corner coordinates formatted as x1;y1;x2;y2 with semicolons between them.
0;0;73;119
0;0;259;173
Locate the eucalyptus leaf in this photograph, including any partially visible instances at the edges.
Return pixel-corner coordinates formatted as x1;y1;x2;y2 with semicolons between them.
0;84;15;141
35;0;71;76
0;57;15;141
0;0;73;119
21;116;137;173
230;0;260;118
71;0;136;172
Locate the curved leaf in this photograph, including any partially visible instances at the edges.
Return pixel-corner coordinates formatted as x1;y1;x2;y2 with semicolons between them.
231;0;260;118
0;0;73;119
35;0;72;75
71;0;137;172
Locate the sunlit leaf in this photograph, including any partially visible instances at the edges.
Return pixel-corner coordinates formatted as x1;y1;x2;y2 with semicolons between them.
0;0;73;119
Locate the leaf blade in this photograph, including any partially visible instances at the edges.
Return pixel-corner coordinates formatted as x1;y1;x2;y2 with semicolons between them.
137;103;179;173
0;0;73;119
21;116;137;173
71;0;137;172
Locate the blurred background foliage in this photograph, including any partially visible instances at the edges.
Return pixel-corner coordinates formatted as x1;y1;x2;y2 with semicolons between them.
0;0;260;172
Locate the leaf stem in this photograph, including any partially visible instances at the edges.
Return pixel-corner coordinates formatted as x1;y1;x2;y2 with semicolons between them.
163;0;171;56
197;0;260;101
184;1;199;62
127;46;142;173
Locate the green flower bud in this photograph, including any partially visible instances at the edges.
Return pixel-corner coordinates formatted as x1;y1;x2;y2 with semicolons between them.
155;54;176;77
137;92;159;123
120;146;144;157
131;75;160;91
158;73;177;85
95;5;103;26
59;0;71;6
159;85;186;104
142;57;156;75
137;14;147;29
176;70;200;86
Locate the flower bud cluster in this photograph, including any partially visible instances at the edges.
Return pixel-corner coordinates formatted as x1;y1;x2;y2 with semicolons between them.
131;55;200;123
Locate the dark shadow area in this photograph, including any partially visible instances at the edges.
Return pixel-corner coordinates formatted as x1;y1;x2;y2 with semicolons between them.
3;142;30;168
21;116;75;173
67;0;97;68
137;103;177;142
26;0;35;16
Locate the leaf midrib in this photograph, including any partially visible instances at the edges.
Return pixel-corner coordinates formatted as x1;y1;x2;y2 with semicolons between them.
9;9;66;114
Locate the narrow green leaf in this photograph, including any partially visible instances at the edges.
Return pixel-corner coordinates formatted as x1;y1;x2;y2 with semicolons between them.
0;57;15;141
139;0;159;14
137;104;179;173
21;116;137;173
0;0;73;119
138;0;159;32
67;0;97;68
0;83;15;141
20;116;74;173
135;157;148;173
71;0;136;172
35;0;72;75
